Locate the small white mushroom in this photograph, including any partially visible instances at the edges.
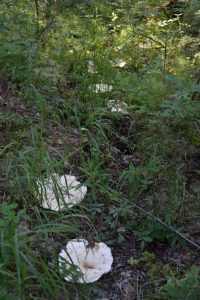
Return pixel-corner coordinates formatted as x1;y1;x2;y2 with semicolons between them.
87;60;98;74
37;174;87;211
115;58;126;68
108;100;128;114
59;239;113;283
89;84;113;93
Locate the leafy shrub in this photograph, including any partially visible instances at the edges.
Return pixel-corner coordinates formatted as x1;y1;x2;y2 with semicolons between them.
162;266;200;300
127;217;185;250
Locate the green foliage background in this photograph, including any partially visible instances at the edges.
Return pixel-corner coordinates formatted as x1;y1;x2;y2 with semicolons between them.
0;0;200;299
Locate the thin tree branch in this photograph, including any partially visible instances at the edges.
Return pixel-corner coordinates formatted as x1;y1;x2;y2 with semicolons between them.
36;0;84;40
129;201;200;251
133;29;165;48
163;41;167;83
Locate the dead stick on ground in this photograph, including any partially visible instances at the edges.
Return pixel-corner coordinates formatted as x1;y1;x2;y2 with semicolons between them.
130;202;200;251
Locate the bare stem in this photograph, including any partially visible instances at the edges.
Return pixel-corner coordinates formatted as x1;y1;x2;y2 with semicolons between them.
163;42;167;83
129;201;200;251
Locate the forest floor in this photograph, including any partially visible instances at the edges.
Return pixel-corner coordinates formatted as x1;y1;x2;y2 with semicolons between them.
1;1;200;299
1;85;200;299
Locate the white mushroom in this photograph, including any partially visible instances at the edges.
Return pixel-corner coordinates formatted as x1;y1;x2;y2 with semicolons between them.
87;60;98;74
37;174;87;211
108;100;128;114
59;239;113;283
89;84;113;93
115;58;126;68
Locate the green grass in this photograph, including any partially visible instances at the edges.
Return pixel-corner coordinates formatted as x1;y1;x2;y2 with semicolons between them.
1;0;200;299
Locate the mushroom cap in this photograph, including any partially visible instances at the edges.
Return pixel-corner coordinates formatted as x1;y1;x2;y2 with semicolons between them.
90;84;113;93
59;239;113;283
115;58;126;68
87;60;98;74
37;174;87;211
108;100;128;114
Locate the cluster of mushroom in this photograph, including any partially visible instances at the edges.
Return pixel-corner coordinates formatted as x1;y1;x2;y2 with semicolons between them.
37;173;113;283
35;56;130;284
87;59;128;114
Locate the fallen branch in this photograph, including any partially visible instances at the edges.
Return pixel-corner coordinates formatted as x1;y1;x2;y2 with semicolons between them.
129;201;200;251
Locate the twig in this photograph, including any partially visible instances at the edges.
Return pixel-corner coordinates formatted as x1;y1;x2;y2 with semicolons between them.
133;29;165;48
36;13;59;39
130;202;200;251
36;0;84;40
163;41;167;83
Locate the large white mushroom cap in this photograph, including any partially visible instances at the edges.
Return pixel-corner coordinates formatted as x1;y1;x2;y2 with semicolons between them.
37;174;87;211
59;239;113;283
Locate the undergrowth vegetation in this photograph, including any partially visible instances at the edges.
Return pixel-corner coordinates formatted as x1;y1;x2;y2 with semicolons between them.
0;0;200;299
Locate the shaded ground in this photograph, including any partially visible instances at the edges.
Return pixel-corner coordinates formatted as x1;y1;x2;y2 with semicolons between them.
1;91;200;299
